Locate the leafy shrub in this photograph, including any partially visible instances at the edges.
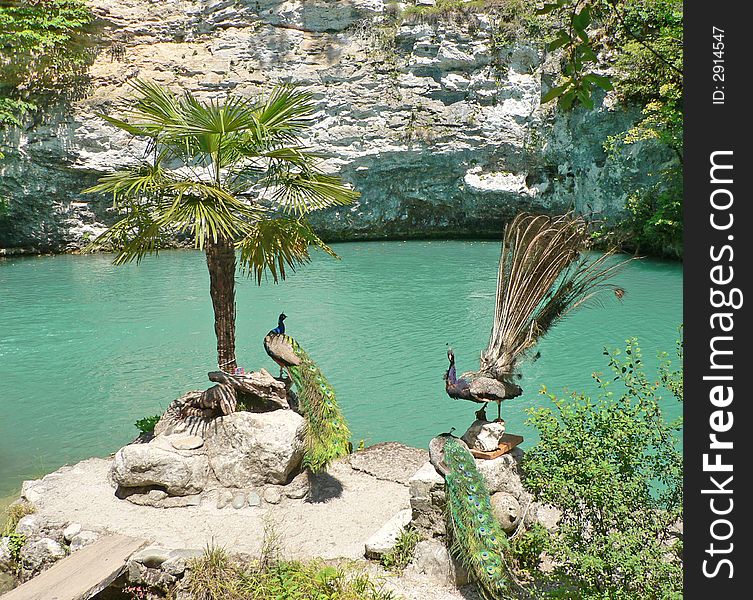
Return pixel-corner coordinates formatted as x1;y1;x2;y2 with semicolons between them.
509;523;550;573
522;337;683;599
380;526;422;574
0;0;96;126
134;415;161;434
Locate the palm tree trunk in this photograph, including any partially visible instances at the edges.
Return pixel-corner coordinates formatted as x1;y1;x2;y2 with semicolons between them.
206;237;237;372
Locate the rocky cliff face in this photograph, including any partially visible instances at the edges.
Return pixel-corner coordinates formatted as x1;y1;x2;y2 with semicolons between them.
0;0;673;252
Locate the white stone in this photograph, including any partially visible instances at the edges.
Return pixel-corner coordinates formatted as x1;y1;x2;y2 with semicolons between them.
474;448;526;498
263;487;282;505
205;411;305;487
70;530;99;552
408;462;444;501
406;539;468;586
15;515;41;538
168;435;204;450
490;492;522;534
111;444;209;496
63;522;82;543
364;509;412;559
19;538;66;574
461;419;506;452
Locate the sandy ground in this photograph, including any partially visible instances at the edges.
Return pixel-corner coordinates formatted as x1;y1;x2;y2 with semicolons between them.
25;457;407;560
19;446;480;599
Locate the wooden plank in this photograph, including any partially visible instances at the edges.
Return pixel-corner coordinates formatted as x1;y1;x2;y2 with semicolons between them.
469;433;524;460
3;534;148;600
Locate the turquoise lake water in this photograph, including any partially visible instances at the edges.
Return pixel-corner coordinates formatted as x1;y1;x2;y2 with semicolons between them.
0;242;682;499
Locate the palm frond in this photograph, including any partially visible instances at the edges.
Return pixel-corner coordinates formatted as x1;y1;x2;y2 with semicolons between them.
237;217;337;284
83;163;168;202
264;170;360;216
254;86;315;142
86;80;356;268
83;204;166;265
157;180;266;248
99;80;184;139
480;212;634;380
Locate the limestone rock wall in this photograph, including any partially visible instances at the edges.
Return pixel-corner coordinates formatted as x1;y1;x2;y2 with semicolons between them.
0;0;674;251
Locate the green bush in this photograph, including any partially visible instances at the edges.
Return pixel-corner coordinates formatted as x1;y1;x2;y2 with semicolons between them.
522;337;683;599
509;523;550;574
0;0;96;126
134;414;161;434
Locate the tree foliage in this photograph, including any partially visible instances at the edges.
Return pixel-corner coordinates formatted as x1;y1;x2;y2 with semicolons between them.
0;0;95;127
540;0;683;257
522;336;683;598
84;80;358;283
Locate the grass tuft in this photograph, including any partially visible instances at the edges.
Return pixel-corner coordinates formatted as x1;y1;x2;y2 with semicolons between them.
380;526;422;574
183;545;398;600
1;501;35;536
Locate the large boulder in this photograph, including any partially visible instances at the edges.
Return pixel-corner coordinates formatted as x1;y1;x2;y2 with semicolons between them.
204;410;305;487
475;447;528;499
111;443;210;496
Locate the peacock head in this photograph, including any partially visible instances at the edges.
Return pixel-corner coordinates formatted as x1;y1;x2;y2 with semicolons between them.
278;313;287;323
447;347;455;364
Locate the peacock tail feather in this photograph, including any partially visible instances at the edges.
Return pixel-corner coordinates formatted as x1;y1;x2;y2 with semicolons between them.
284;335;351;473
444;437;510;599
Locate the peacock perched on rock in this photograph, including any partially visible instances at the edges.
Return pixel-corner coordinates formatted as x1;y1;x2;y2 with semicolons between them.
441;435;512;600
447;212;630;418
264;313;351;473
445;347;521;422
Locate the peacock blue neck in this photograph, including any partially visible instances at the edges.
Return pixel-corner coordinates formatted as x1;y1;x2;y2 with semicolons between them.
273;317;285;335
447;359;457;384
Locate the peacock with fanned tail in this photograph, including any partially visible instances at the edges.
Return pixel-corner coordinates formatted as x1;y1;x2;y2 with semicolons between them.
445;212;631;419
442;435;512;600
263;313;351;473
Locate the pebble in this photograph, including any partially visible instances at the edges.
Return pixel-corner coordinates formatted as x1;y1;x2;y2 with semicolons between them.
231;492;246;509
63;522;82;542
247;492;261;507
263;487;282;505
216;490;233;509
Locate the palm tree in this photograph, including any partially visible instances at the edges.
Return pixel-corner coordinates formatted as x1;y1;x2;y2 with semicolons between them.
84;80;359;372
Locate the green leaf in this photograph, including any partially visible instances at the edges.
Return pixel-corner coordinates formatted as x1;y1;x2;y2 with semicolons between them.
236;217;337;285
537;3;559;15
585;73;614;91
572;6;591;31
577;88;595;109
559;89;576;110
542;83;571;104
547;31;571;52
